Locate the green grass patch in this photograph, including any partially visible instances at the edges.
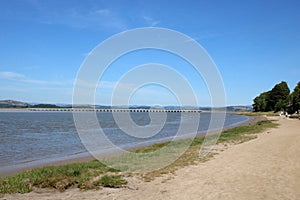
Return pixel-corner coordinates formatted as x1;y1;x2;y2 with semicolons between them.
0;120;278;194
93;175;127;188
0;160;124;194
237;111;278;116
133;142;171;153
218;120;278;143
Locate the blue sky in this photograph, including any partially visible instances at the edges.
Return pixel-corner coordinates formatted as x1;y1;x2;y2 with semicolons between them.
0;0;299;106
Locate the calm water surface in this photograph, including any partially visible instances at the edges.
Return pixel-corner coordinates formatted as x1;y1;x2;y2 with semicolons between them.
0;111;249;174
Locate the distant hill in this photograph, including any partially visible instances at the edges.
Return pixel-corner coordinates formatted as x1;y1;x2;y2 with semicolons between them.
200;106;252;112
0;100;62;108
225;106;253;112
0;100;29;108
0;99;253;111
31;104;61;108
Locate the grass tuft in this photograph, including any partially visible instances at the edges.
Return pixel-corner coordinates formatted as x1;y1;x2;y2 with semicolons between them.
218;120;278;144
93;175;127;188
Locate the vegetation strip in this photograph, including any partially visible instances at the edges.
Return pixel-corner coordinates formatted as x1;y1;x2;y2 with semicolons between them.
0;120;278;194
253;81;300;113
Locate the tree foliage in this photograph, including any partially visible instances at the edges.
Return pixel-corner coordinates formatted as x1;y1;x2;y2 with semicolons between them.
253;91;269;112
291;82;300;113
253;81;294;112
31;104;60;108
266;81;290;111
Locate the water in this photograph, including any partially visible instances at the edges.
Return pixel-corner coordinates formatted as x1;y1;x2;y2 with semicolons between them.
0;111;249;174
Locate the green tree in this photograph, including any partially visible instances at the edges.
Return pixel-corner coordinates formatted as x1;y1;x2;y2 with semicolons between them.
266;81;290;111
291;82;300;113
253;91;269;112
274;99;288;112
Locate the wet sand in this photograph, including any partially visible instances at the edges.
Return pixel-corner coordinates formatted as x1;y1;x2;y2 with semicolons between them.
2;117;300;199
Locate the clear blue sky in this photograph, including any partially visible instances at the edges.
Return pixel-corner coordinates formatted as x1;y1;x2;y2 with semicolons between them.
0;0;299;106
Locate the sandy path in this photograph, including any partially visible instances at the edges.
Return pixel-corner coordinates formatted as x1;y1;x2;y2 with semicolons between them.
2;117;300;200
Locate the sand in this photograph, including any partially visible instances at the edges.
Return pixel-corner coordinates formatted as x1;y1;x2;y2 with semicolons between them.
2;117;300;200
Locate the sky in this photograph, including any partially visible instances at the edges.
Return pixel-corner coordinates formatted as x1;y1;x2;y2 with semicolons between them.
0;0;299;106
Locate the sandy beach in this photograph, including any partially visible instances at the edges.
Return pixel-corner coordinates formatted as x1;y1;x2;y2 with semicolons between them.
2;117;300;200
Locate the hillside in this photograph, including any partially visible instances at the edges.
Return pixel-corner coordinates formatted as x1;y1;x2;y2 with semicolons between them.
0;100;29;108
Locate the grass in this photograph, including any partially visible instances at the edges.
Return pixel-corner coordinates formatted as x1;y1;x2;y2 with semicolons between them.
237;111;279;116
0;160;125;194
0;119;278;194
93;175;127;188
141;137;207;181
218;120;278;144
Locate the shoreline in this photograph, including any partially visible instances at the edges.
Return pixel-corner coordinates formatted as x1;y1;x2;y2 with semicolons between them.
1;116;293;199
0;113;253;178
2;117;298;199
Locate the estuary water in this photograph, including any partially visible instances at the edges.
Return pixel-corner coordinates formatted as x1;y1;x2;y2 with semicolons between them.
0;111;249;175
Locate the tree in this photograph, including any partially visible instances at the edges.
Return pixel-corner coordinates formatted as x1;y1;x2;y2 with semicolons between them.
253;91;269;112
252;81;293;112
291;82;300;113
31;104;60;108
266;81;290;111
274;99;287;112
